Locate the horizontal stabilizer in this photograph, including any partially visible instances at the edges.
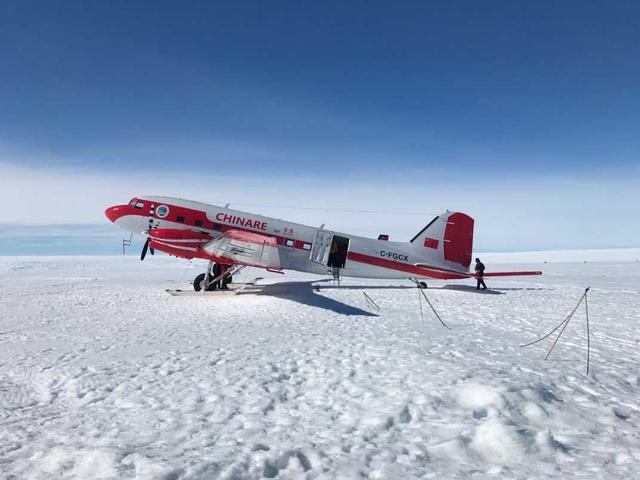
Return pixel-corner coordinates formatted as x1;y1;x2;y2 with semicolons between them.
477;271;542;277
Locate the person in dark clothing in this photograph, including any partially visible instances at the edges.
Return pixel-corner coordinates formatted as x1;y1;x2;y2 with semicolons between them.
475;258;487;290
220;264;232;290
211;263;222;290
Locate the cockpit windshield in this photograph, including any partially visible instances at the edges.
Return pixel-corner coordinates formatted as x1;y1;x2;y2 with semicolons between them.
129;198;144;209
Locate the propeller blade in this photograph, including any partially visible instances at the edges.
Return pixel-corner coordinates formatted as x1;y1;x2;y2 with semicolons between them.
141;238;149;261
150;246;155;255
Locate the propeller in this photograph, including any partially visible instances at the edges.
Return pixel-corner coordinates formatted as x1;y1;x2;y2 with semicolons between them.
141;237;158;261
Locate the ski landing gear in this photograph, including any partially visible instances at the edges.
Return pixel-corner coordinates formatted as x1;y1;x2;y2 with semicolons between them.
410;278;428;289
193;262;245;292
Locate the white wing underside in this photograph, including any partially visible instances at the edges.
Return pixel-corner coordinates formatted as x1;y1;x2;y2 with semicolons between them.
202;230;281;269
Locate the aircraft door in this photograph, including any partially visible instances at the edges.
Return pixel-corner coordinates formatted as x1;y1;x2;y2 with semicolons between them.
327;235;350;269
310;230;333;265
310;230;350;269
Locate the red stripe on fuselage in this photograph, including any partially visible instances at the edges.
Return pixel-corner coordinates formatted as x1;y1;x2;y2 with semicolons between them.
346;251;470;280
133;201;300;248
134;201;471;279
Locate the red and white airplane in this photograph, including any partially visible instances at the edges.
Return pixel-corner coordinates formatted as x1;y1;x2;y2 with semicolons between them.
105;196;541;291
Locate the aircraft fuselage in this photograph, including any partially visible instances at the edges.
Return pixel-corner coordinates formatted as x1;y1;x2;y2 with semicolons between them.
105;195;473;280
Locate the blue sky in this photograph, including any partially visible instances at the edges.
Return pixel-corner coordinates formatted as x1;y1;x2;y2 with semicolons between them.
1;1;639;254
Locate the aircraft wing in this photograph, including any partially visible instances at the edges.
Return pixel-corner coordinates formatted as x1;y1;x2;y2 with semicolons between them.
411;263;471;280
479;271;542;277
201;229;281;269
413;264;542;279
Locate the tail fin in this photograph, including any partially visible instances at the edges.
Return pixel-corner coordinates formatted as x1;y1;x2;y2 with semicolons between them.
410;211;474;268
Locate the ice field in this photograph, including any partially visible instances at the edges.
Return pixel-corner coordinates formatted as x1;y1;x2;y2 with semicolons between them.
1;254;639;479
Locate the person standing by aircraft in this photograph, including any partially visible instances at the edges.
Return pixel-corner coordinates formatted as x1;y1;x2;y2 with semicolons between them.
211;263;222;290
475;258;487;290
220;264;232;290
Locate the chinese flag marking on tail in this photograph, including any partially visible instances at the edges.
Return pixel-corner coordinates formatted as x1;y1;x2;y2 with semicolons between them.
424;237;439;249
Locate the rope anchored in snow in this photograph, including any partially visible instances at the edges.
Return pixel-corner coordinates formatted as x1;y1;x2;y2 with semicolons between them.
417;287;451;330
585;289;590;375
362;292;381;311
520;287;591;375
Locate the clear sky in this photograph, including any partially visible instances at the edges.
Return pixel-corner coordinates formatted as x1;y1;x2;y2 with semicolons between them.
1;1;639;254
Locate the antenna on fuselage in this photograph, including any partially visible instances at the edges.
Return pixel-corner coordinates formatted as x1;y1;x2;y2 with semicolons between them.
224;203;230;208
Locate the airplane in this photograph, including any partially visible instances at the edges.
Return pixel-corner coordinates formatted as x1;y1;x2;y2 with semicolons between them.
105;196;541;291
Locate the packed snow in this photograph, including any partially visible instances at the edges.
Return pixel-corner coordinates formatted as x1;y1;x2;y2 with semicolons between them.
1;254;639;479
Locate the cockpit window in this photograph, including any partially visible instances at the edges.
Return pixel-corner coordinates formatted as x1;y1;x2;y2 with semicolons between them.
134;201;144;209
129;199;137;206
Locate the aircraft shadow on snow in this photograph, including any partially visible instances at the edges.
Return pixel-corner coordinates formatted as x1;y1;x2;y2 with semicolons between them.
236;280;379;317
314;285;414;291
238;281;539;315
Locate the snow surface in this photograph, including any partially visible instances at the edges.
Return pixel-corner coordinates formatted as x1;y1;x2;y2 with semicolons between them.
1;255;639;479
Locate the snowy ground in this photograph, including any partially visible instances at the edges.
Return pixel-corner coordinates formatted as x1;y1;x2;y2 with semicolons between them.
1;255;639;479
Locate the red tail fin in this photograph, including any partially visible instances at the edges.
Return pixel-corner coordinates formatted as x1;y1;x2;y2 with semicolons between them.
443;212;474;268
410;211;474;268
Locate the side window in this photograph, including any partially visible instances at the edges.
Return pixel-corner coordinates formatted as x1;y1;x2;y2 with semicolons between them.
176;216;185;223
195;219;203;227
134;202;144;209
302;242;312;251
284;238;295;247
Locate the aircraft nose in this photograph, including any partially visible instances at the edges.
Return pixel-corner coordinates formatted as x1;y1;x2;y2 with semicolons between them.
105;205;124;223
